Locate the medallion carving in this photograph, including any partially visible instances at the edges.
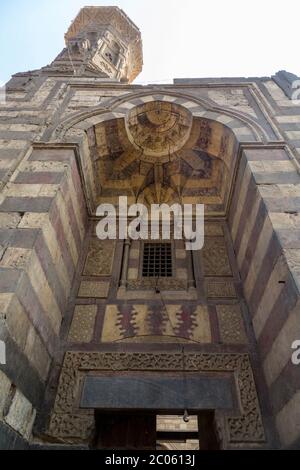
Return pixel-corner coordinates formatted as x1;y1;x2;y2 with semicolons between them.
126;101;193;158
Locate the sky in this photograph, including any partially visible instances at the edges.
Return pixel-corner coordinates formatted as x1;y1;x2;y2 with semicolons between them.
0;0;300;86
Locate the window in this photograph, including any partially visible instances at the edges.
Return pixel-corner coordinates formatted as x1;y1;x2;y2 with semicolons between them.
142;243;172;278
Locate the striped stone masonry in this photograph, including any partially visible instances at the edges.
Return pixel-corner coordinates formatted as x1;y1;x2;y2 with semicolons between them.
229;146;300;448
0;146;87;444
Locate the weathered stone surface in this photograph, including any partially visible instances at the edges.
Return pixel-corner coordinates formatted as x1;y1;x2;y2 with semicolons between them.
157;415;198;432
4;294;31;351
4;390;36;440
0;421;29;449
0;247;32;269
81;374;233;410
217;304;247;344
24;327;51;381
202;237;232;276
0;370;11;418
0;213;22;229
18;212;48;229
68;305;97;343
83;239;115;276
206;280;236;298
78;281;110;298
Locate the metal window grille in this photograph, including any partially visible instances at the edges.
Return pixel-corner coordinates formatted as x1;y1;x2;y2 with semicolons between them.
142;243;172;277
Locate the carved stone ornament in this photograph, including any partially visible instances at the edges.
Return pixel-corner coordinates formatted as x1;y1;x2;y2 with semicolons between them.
64;6;143;82
48;351;265;447
126;279;187;290
126;101;193;159
83;239;115;276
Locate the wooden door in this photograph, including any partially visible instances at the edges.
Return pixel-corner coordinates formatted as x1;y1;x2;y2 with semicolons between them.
94;412;157;450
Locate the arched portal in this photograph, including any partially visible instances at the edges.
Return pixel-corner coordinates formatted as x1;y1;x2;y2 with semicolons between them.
51;92;262;216
44;93;274;450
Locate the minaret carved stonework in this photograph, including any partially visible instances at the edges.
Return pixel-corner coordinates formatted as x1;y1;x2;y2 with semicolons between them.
43;6;143;82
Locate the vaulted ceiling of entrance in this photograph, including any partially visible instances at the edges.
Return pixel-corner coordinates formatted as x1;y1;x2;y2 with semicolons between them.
86;101;239;215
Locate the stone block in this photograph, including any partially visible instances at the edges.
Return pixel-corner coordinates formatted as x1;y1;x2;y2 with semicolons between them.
29;148;73;162
157;415;198;432
0;247;32;269
22;160;69;172
206;280;236;298
68;305;97;343
217;304;247;344
176;268;188;279
81;375;233;410
0;268;22;293
24;327;51;381
0;159;15;170
5;295;31;351
14;172;64;185
129;248;140;260
0;370;11;418
253;255;289;338
283;249;300;293
276;116;300;123
286;131;300;140
27;251;62;335
0;292;12;316
276;229;300;249
202;237;232;276
38;185;59;198
269;212;300;229
175;249;186;259
83;239;115;276
253;172;299;185
18;212;48;229
0;213;22;229
5;184;42;198
0;421;29;449
127;267;138;280
0;140;27;149
244;148;288;161
204;223;224;236
0;197;53;213
78;281;110;298
4;389;36;440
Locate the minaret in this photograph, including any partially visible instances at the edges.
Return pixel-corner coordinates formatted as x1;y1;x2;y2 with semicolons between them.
43;6;143;82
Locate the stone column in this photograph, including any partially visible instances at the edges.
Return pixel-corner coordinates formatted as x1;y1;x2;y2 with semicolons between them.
120;239;131;287
187;248;196;289
185;236;195;290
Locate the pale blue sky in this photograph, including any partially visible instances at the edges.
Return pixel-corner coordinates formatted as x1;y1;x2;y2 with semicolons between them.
0;0;300;85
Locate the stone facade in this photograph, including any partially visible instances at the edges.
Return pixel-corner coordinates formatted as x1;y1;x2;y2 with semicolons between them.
0;6;300;450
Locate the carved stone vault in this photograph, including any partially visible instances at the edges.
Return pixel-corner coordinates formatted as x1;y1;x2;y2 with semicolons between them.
48;352;265;448
82;100;239;215
55;99;238;216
